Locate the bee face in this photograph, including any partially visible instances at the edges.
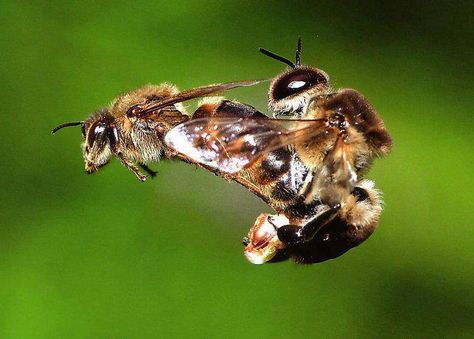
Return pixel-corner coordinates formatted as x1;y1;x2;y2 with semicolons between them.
270;66;329;101
269;67;329;117
82;109;114;173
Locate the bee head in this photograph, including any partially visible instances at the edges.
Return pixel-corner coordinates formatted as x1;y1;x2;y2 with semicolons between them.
51;108;116;173
260;37;330;117
81;109;115;173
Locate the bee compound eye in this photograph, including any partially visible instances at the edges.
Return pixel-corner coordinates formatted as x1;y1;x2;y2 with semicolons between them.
94;124;106;135
273;77;311;100
288;80;308;89
272;68;328;100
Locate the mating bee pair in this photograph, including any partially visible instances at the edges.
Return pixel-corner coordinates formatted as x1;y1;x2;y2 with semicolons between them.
53;39;392;264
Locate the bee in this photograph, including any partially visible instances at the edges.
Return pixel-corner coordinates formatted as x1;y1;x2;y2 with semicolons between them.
164;38;392;264
51;80;263;181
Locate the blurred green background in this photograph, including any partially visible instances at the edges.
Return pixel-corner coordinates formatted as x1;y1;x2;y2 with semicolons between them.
1;1;473;338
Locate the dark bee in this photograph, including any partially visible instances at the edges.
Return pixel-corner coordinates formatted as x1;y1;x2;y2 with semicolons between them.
165;38;392;264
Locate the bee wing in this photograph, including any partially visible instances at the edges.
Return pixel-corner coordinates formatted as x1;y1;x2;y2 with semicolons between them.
164;117;328;174
305;132;359;205
319;133;358;188
139;80;266;117
331;134;357;187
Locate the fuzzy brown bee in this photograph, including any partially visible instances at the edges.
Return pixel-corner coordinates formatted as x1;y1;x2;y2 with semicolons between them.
51;80;263;181
165;38;392;264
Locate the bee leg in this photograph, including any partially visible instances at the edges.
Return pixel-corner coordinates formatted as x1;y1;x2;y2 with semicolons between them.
139;163;158;178
115;152;147;182
277;206;340;245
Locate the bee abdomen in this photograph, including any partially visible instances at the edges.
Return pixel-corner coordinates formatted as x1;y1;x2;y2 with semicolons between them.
284;197;321;220
256;148;292;185
290;219;371;264
271;179;297;202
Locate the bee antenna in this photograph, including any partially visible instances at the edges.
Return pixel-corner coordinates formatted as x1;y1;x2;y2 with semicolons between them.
259;47;295;68
51;121;84;135
295;36;302;66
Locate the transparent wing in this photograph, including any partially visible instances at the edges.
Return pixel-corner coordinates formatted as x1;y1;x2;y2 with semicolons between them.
330;133;357;188
138;80;266;118
164;117;328;174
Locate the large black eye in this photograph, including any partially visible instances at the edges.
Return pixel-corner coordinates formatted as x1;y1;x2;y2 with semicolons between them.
87;121;106;148
271;67;328;100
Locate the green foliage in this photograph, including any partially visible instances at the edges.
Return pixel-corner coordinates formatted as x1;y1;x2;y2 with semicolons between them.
0;1;472;337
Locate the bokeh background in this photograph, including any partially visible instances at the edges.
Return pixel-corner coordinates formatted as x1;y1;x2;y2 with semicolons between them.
1;1;473;337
